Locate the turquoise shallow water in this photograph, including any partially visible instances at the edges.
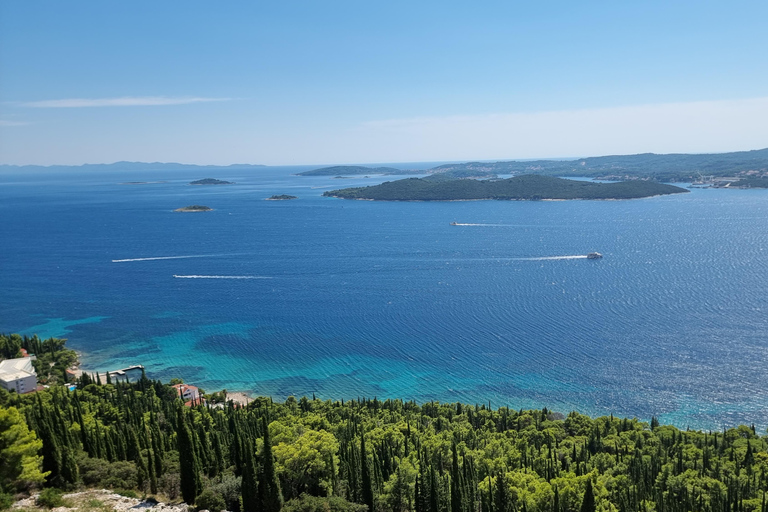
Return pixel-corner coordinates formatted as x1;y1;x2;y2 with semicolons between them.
1;165;767;430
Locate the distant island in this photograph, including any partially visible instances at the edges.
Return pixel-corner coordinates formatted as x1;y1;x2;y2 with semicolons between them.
728;177;768;188
323;174;689;201
297;165;416;176
266;194;298;200
426;148;768;183
190;178;233;185
174;205;213;212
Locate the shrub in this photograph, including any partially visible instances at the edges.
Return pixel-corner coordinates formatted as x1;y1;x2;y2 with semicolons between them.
37;488;69;509
208;475;241;512
161;473;181;501
0;493;13;511
195;489;225;512
113;489;139;498
283;494;368;512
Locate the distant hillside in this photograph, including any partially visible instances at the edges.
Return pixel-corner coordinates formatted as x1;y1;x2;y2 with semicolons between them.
0;161;266;173
431;148;768;182
297;165;414;176
324;174;689;201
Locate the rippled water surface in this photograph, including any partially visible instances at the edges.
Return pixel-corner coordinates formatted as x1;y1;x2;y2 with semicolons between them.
2;166;767;429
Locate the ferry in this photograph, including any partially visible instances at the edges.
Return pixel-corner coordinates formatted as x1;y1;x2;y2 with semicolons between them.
587;252;603;259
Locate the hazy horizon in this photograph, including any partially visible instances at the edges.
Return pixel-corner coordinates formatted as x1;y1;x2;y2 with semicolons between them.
2;1;768;166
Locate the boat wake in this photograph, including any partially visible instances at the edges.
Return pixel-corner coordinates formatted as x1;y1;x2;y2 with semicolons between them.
515;255;589;261
173;275;273;279
451;223;508;226
112;254;235;263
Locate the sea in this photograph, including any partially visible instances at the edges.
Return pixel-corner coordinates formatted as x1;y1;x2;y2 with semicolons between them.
1;164;767;431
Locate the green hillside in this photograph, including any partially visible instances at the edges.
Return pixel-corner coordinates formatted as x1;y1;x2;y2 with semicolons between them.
324;175;688;201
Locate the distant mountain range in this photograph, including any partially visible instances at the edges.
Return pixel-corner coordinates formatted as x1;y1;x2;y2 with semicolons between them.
0;161;266;172
5;147;768;182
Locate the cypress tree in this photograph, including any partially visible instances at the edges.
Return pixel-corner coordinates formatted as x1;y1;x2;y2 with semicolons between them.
241;440;259;512
361;430;375;512
580;479;596;512
60;446;79;488
429;467;439;512
258;417;283;512
451;442;464;512
494;472;509;512
177;409;201;504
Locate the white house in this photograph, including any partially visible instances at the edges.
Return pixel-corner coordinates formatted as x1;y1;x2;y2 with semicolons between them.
0;357;38;394
172;383;200;402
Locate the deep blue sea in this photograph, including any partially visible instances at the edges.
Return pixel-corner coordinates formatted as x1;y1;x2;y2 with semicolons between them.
1;165;767;430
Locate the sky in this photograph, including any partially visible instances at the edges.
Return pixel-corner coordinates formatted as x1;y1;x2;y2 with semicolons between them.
1;1;767;166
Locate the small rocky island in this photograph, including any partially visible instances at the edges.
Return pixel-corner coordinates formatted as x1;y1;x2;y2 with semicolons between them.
189;178;233;185
323;174;689;201
266;194;298;200
174;205;213;212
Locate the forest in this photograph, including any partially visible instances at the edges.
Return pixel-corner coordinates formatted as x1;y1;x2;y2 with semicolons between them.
323;175;688;201
1;335;767;512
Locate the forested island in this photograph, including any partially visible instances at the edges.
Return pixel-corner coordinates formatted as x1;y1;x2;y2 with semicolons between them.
297;166;414;176
190;178;234;185
324;175;688;201
2;334;767;512
428;148;768;182
266;195;298;200
174;205;212;212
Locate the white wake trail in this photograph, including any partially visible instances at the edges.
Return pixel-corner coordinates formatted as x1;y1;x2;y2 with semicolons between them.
515;255;589;261
112;254;232;263
451;223;507;226
173;275;273;279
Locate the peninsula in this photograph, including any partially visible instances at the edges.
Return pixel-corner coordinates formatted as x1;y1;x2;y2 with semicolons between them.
174;205;212;212
323;174;689;201
189;178;233;185
266;194;298;200
297;165;414;176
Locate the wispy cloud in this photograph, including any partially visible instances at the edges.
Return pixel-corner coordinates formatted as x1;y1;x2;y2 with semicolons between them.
0;119;30;126
21;96;231;108
357;97;768;160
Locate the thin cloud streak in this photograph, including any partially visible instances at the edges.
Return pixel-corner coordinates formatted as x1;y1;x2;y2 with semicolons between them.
22;96;231;108
0;120;30;126
358;97;768;161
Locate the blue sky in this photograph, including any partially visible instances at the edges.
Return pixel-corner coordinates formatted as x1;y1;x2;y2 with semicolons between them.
1;1;767;165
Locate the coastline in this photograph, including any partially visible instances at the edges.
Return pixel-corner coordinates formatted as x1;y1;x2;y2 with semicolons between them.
226;391;254;406
72;347;254;407
324;192;687;202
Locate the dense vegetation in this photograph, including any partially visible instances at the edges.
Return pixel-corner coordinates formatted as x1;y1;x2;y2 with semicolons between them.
190;179;234;185
729;178;768;189
267;195;298;200
1;335;767;512
297;166;412;176
324;175;688;201
429;148;768;182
